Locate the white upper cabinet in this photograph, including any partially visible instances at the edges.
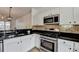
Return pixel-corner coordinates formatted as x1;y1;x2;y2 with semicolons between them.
32;10;44;25
32;8;40;25
32;7;79;25
53;8;60;14
73;8;79;24
60;7;74;25
32;8;60;25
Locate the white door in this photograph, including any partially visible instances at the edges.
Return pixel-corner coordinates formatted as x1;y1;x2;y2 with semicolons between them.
4;37;21;52
74;42;79;52
58;39;73;52
60;7;73;24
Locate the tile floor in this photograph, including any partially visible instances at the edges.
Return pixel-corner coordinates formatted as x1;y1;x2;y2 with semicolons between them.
29;47;45;52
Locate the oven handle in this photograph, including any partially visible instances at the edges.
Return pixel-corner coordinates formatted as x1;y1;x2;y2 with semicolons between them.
40;36;57;40
41;38;57;43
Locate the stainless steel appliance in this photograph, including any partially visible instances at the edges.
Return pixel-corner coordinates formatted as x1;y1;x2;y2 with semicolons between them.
44;14;59;24
40;35;57;52
0;40;3;52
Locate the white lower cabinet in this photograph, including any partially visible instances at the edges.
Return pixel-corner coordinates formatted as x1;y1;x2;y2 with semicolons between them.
4;37;22;52
32;34;40;48
30;35;35;49
4;34;40;52
58;39;74;52
20;35;35;52
74;42;79;52
4;34;79;52
20;36;30;52
4;35;34;52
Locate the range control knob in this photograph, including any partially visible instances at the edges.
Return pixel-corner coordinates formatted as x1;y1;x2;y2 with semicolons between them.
75;50;77;51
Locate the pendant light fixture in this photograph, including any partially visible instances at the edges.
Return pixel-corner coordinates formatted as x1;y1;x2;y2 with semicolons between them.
7;7;13;20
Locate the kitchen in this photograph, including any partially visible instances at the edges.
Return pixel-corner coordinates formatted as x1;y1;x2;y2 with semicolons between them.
0;7;79;52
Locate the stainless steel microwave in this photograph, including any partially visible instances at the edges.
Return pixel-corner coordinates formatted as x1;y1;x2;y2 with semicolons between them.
44;14;59;24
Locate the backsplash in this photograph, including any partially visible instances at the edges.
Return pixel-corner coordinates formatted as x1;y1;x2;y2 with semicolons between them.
60;25;79;32
73;25;79;32
32;24;59;31
32;24;79;33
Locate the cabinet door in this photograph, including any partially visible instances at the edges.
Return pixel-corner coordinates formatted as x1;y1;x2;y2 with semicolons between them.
32;8;44;25
73;8;79;24
74;42;79;52
54;8;60;14
20;36;30;52
25;35;34;51
4;38;21;52
34;34;40;48
20;36;28;52
30;35;35;49
32;15;38;25
60;7;73;24
32;34;40;48
58;39;73;52
21;35;34;52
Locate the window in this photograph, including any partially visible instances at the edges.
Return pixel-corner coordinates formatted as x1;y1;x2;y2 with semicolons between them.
5;21;10;30
0;21;4;30
0;21;10;30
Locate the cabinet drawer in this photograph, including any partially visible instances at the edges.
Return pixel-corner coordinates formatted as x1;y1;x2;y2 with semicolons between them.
58;39;73;52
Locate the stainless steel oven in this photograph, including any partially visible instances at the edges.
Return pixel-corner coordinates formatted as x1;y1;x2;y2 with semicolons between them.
0;41;2;52
40;36;57;52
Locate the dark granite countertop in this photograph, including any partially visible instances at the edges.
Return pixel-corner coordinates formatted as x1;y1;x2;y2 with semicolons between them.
32;30;79;42
0;29;79;42
0;29;32;40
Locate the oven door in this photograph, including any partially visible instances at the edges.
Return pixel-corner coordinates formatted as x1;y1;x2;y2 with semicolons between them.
41;39;56;52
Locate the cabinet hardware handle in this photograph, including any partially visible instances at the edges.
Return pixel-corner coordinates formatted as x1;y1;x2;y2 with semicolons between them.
74;21;76;23
17;42;19;44
63;42;65;43
21;41;22;43
69;48;71;50
75;50;77;51
69;22;71;24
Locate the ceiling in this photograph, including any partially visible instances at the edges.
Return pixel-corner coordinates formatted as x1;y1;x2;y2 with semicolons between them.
32;7;59;14
33;7;58;11
0;7;58;20
0;7;31;19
